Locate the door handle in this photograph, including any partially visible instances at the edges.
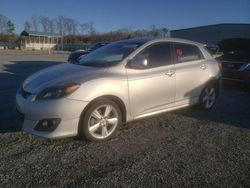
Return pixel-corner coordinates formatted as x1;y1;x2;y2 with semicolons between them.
165;70;175;77
201;64;207;70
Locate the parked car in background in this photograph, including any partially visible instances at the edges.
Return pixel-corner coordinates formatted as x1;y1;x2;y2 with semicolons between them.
217;50;250;83
16;38;221;142
205;45;223;58
67;42;109;64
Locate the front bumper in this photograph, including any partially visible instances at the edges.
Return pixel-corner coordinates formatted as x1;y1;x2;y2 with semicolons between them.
16;93;88;138
222;69;250;83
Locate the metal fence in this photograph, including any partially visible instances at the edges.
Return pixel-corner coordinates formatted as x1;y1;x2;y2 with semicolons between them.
59;44;89;51
0;41;89;51
0;41;19;49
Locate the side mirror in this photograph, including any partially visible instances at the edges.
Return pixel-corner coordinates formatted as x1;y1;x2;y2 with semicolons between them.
126;58;148;69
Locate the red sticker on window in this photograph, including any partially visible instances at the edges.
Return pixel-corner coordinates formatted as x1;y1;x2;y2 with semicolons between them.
176;49;183;57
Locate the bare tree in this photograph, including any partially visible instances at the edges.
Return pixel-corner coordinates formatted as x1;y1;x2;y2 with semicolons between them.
80;21;96;35
55;16;65;35
39;16;49;32
37;16;55;33
31;15;39;31
87;21;95;35
126;25;135;32
79;23;88;35
160;27;168;37
24;21;32;31
63;18;70;35
0;14;8;33
55;16;78;35
64;17;78;35
47;19;55;33
149;25;160;37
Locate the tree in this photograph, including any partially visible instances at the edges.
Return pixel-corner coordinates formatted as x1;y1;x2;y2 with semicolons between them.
80;21;96;36
55;16;65;35
149;25;161;37
7;20;15;34
63;17;78;35
79;23;88;35
55;16;78;35
39;16;49;32
47;19;55;33
0;14;8;33
87;21;96;35
161;27;169;37
31;15;39;31
24;21;32;31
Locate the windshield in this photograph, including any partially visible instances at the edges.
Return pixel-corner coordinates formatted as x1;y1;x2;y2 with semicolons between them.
88;43;105;51
79;42;142;67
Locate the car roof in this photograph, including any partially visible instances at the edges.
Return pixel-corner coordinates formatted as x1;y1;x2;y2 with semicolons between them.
114;38;152;45
113;37;204;47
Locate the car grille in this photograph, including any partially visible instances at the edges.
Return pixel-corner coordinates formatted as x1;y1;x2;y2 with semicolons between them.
21;88;31;99
222;72;242;80
221;61;244;70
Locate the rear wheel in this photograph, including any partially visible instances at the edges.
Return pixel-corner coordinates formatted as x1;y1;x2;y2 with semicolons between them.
80;98;122;142
199;85;217;110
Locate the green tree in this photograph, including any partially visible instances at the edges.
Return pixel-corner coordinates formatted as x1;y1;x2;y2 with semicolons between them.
7;20;15;34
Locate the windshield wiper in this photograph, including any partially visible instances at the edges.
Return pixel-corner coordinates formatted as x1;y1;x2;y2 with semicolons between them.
79;60;117;67
79;62;100;67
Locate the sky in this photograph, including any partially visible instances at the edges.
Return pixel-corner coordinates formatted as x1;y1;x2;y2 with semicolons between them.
0;0;250;34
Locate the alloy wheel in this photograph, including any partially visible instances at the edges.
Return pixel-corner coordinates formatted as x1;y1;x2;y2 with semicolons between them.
88;104;119;139
202;87;216;109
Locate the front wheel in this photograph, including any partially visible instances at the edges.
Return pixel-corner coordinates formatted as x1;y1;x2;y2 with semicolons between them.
198;85;217;110
79;98;122;142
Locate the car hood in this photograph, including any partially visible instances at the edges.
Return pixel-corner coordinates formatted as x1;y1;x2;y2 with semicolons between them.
74;51;89;55
22;63;106;93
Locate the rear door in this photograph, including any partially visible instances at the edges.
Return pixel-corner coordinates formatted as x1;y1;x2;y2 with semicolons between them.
173;42;209;106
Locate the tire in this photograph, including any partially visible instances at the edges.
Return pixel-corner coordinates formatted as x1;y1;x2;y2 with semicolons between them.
198;84;217;110
79;98;122;142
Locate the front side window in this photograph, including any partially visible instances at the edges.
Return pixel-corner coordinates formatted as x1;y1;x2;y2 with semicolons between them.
174;43;203;63
79;42;143;67
129;42;172;69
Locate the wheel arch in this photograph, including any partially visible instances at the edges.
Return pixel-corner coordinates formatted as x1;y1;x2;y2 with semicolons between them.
204;77;222;96
78;95;127;135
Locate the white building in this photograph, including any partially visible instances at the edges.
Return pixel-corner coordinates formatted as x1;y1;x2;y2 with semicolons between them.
20;30;63;50
171;23;250;45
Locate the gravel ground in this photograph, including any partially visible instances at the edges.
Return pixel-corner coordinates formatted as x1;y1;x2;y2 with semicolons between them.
0;50;249;187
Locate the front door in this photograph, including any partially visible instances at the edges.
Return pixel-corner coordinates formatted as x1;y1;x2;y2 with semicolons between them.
126;42;175;117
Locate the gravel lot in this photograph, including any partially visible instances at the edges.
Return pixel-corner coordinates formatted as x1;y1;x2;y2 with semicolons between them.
0;50;249;187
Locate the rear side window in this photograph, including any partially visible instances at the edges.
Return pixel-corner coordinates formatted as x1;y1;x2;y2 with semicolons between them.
132;42;172;69
174;43;203;63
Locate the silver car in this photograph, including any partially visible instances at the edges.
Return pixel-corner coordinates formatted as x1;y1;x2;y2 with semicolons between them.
16;38;221;142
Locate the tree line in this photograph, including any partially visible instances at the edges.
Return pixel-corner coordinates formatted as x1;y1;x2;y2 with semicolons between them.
0;15;15;34
24;15;96;36
0;14;170;44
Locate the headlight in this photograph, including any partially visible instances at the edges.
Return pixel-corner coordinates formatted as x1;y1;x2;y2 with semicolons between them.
35;83;80;100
